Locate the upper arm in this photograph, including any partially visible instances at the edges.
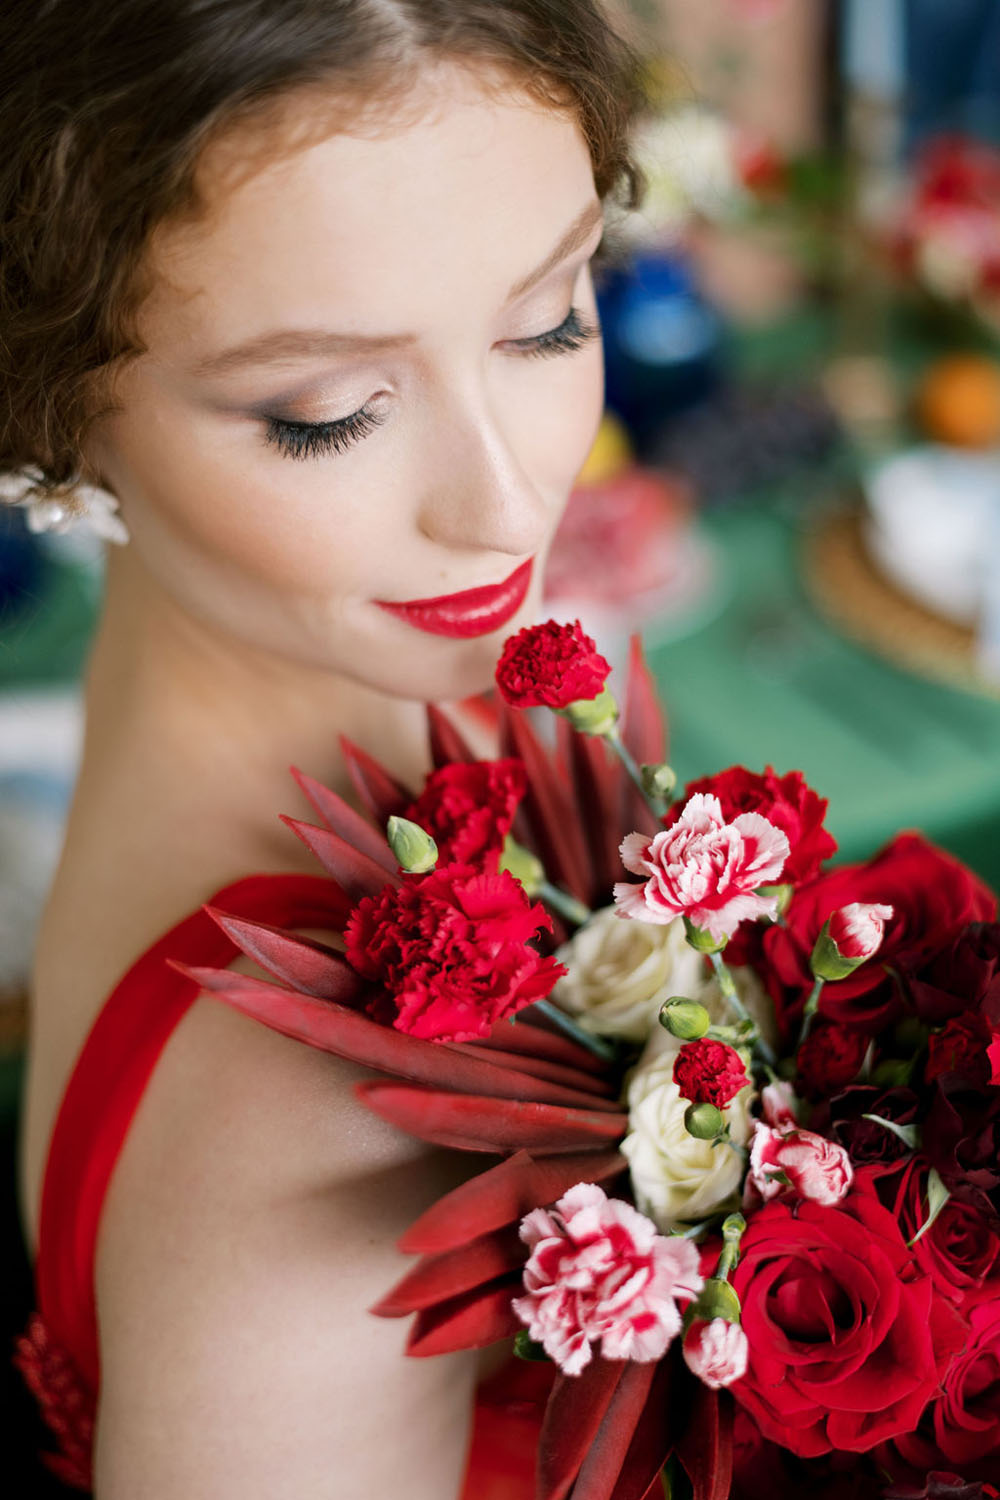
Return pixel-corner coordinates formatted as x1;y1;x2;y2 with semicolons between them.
93;990;479;1499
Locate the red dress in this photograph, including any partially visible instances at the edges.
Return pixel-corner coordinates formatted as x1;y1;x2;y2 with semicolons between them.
15;871;548;1495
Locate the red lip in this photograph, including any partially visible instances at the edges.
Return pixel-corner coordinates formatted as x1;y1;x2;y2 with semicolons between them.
375;559;534;639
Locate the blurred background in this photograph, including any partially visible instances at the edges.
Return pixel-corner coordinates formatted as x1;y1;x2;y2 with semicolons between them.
4;4;1000;1465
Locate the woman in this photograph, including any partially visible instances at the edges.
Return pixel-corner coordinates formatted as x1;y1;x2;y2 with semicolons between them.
2;2;642;1494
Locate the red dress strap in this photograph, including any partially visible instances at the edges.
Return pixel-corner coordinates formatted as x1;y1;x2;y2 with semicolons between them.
35;870;338;1394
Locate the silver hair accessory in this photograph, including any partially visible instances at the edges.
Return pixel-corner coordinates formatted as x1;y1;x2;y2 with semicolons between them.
0;466;129;545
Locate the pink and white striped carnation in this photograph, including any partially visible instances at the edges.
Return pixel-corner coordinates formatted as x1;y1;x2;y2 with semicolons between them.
683;1317;749;1390
747;1120;854;1207
512;1182;704;1376
613;793;790;945
827;901;894;961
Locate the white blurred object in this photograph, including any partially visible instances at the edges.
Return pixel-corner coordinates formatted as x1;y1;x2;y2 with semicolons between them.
863;445;1000;627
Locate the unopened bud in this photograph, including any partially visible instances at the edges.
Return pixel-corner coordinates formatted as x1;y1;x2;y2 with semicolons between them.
513;1329;551;1362
659;997;711;1041
560;686;620;737
810;902;893;982
640;761;677;803
386;815;438;874
684;1101;725;1140
692;1276;742;1324
683;918;727;956
499;834;545;897
757;882;794;919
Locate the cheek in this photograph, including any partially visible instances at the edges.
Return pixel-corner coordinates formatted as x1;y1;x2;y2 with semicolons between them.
512;343;606;500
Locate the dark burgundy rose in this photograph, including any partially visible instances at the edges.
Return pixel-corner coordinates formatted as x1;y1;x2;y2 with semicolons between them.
902;923;1000;1027
796;1022;869;1100
926;1011;995;1087
924;1078;1000;1203
828;1087;921;1175
893;1162;1000;1309
890;1297;1000;1477
760;835;995;1039
669;765;837;886
883;1475;1000;1500
729;1172;962;1457
733;1409;885;1500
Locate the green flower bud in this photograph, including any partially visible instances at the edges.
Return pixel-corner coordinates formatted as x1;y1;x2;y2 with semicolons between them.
559;685;620;737
513;1329;551;1362
810;920;864;982
757;882;794;919
721;1212;746;1243
683;917;726;955
684;1101;725;1140
640;762;677;802
498;834;545;897
692;1276;742;1325
386;815;438;874
659;997;712;1041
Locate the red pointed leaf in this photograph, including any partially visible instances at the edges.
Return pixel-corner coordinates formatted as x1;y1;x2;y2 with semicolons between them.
280;816;399;898
406;1275;522;1356
426;703;477;767
448;1041;615;1098
500;708;591;903
357;1081;626;1154
571;1359;658;1500
399;1149;626;1255
675;1386;733;1500
476;1016;609;1077
620;634;667;836
289;767;396;872
177;966;625;1110
560;718;626;897
371;1223;525;1316
202;910;358;1001
339;735;411;823
607;1354;675;1500
539;1358;627;1500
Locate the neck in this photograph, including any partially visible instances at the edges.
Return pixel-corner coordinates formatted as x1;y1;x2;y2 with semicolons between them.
72;544;430;880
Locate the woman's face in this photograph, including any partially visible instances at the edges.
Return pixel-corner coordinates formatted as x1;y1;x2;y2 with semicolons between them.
93;62;606;701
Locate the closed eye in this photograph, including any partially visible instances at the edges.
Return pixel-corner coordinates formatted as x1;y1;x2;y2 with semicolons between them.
506;305;600;359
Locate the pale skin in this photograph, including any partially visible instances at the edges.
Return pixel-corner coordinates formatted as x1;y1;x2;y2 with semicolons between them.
19;59;606;1498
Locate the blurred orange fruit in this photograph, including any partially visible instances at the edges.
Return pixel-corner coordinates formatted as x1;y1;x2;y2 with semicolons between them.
917;353;1000;448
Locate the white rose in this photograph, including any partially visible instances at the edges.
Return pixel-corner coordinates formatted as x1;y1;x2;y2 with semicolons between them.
552;907;702;1042
621;1047;754;1232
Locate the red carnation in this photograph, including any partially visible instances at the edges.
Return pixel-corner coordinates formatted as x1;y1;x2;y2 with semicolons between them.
403;759;526;869
344;864;564;1042
672;1038;750;1108
670;765;836;886
495;619;611;710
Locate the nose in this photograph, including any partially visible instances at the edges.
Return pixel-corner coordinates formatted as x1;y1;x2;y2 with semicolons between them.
415;399;553;559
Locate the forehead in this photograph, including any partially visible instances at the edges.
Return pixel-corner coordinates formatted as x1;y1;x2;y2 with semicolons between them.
139;63;598;356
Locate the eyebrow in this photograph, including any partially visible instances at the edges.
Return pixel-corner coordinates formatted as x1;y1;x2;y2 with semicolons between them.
189;199;605;378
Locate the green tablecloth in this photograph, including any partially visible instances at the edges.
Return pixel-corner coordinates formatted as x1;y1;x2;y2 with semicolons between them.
647;503;1000;889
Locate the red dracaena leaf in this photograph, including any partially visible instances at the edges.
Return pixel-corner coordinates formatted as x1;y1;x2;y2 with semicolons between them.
447;1041;616;1098
339;735;412;823
571;1359;659;1500
500;707;593;903
539;1358;627;1500
607;1355;675;1500
288;767;397;873
370;1222;525;1316
469;1015;609;1078
201;910;358;1001
177;967;618;1108
675;1385;733;1500
405;1274;523;1355
620;634;667;837
398;1149;627;1255
356;1081;626;1154
426;703;477;768
559;719;628;899
280;817;399;900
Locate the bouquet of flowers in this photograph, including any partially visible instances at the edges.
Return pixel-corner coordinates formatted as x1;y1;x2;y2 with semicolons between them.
190;620;1000;1500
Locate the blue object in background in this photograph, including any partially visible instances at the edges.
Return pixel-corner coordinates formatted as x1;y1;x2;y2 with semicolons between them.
597;250;723;456
904;0;1000;149
0;508;42;615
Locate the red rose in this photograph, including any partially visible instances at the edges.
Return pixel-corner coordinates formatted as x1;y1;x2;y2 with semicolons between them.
828;1086;921;1174
404;759;526;869
495;619;611;710
902;923;1000;1027
672;1038;750;1108
671;765;836;885
730;1174;962;1457
344;864;564;1042
884;1476;1000;1500
759;835;995;1039
926;1011;996;1086
891;1296;1000;1475
796;1021;868;1100
924;1078;1000;1202
893;1163;1000;1309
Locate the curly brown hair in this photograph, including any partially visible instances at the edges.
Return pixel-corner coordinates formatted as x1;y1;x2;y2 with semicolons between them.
0;0;644;491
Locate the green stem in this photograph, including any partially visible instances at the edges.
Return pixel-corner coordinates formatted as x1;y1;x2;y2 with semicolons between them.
538;880;591;929
708;951;776;1068
607;728;666;820
531;998;617;1062
796;977;825;1049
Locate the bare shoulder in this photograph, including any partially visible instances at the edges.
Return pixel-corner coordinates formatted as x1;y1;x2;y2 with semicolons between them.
94;984;479;1499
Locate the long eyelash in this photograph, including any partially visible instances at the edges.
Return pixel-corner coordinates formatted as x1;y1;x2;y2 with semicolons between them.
264;404;385;461
517;305;600;359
